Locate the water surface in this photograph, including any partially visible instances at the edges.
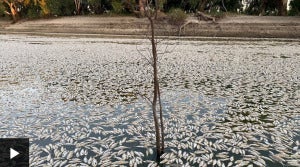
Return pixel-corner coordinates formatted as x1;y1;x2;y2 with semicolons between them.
0;35;299;166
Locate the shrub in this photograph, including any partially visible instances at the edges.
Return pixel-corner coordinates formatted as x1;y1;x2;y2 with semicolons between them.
46;0;62;16
87;0;103;14
26;5;41;19
111;0;123;14
167;8;187;25
209;7;226;19
0;2;5;16
46;0;75;16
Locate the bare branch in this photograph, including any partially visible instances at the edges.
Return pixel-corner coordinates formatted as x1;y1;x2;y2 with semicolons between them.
136;46;152;66
136;91;153;105
4;11;11;15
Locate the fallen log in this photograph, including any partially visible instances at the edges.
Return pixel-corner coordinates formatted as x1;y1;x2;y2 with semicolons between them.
178;12;216;36
196;11;215;23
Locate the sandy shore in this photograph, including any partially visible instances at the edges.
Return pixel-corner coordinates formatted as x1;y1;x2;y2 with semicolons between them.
0;15;300;38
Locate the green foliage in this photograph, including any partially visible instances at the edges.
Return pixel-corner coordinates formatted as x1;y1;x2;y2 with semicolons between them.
16;0;39;19
166;0;243;13
87;0;102;14
289;0;300;15
26;4;41;19
188;0;200;11
159;0;166;10
209;6;225;18
46;0;75;16
111;0;123;14
46;0;62;16
164;0;183;11
244;0;260;15
2;0;296;19
223;0;242;12
0;2;5;16
87;0;99;4
61;0;76;16
167;8;187;25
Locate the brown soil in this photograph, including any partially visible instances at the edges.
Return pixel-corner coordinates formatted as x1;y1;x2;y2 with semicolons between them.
0;15;300;38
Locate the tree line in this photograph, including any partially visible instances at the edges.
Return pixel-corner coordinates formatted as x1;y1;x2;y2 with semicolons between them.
0;0;299;23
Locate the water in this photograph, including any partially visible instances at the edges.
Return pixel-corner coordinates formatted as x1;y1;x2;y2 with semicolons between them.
0;35;299;166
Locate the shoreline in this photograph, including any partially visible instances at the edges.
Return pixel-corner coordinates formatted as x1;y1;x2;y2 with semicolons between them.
1;15;300;39
1;32;300;42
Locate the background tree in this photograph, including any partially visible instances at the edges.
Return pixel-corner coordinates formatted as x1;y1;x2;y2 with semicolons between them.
87;0;103;14
21;0;50;18
154;0;162;18
46;0;75;16
289;0;300;15
244;0;288;15
198;0;208;11
0;1;6;16
259;0;288;15
220;0;243;12
244;0;260;14
0;0;23;22
38;0;50;16
139;0;146;16
0;0;296;22
111;0;123;14
74;0;82;14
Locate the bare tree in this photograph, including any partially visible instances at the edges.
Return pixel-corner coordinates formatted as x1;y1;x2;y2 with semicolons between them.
142;0;165;160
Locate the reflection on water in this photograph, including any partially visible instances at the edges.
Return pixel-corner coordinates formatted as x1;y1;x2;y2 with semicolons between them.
0;35;299;166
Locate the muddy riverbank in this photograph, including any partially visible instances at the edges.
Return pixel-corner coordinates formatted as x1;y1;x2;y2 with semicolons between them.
0;15;300;38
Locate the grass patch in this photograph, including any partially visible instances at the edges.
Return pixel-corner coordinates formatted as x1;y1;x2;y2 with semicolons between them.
167;8;187;25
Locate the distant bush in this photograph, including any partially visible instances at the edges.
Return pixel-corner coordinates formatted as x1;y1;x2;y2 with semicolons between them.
87;0;103;14
167;8;187;25
26;5;41;19
0;2;5;16
46;0;75;16
289;0;300;16
209;7;226;19
46;0;62;16
112;0;123;14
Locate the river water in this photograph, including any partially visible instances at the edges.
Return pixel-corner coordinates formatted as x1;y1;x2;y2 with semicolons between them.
0;35;299;166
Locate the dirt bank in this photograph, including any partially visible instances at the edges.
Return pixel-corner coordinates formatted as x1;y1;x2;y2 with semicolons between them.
0;15;300;38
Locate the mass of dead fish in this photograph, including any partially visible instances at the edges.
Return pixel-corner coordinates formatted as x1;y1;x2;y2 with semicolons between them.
0;35;299;166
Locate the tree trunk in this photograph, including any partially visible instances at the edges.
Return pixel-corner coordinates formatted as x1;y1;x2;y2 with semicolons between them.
196;11;215;22
157;82;165;152
149;16;162;159
9;2;18;23
155;0;159;19
221;0;227;12
278;0;288;16
74;0;81;15
139;0;145;17
145;0;165;160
